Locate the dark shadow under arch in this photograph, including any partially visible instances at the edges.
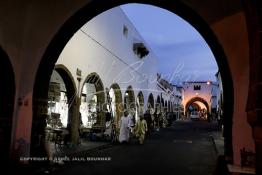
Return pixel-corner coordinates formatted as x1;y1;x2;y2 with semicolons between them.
0;47;15;164
33;0;234;158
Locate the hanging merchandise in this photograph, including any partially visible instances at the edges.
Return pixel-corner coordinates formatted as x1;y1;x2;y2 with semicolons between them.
48;82;61;102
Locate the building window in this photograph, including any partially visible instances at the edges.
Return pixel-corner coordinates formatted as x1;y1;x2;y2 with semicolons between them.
194;85;201;90
123;25;128;37
133;42;149;59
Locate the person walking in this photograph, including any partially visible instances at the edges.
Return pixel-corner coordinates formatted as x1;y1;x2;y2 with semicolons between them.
134;115;148;144
154;111;160;131
118;111;130;143
128;112;135;134
144;110;152;135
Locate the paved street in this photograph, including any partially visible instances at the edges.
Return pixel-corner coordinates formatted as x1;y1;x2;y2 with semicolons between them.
43;120;220;175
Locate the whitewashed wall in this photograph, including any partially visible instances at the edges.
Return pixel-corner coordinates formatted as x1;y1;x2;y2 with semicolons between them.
56;7;159;109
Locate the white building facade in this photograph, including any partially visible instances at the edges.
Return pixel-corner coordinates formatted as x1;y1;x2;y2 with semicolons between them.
47;7;180;130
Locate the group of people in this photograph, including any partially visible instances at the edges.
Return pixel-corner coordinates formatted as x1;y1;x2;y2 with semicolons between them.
118;110;171;144
118;111;148;144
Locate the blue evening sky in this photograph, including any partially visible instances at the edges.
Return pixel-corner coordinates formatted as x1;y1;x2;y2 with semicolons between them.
121;4;218;85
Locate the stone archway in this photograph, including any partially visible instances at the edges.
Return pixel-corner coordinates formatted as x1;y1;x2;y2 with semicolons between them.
32;0;234;160
31;64;77;156
0;47;15;164
49;65;77;128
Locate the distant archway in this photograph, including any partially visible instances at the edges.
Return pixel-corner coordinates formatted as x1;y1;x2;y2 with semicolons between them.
185;97;210;116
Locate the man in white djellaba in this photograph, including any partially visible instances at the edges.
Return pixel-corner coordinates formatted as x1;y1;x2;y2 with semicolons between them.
119;111;130;143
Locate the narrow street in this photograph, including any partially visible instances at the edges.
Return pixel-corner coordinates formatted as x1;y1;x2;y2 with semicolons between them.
44;120;219;175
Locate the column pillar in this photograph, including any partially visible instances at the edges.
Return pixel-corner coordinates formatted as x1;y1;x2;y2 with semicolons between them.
243;0;262;173
70;74;81;145
247;83;262;174
70;97;80;145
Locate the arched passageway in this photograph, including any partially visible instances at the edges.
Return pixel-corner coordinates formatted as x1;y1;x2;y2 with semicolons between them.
32;65;76;156
47;66;76;128
32;0;234;161
187;102;208;120
0;48;15;164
